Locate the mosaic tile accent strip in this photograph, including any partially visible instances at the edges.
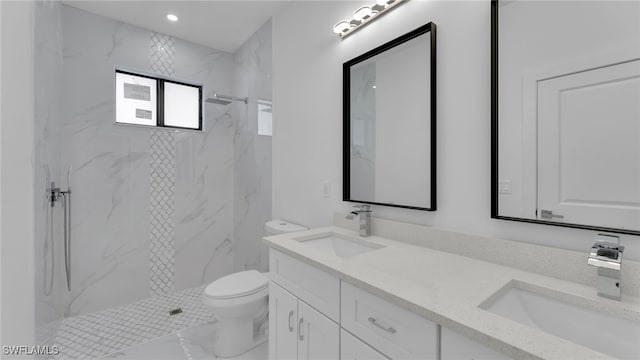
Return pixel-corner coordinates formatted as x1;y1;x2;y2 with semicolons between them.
149;129;177;296
150;32;175;77
47;286;215;360
149;32;177;296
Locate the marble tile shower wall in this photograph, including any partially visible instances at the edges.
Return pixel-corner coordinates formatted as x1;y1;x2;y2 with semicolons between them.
34;0;68;339
233;20;273;272
54;5;238;317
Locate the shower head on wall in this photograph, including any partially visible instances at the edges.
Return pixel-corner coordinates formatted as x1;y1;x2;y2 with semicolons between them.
206;93;248;105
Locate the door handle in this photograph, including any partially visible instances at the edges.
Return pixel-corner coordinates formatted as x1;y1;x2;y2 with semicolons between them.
540;209;564;220
288;310;294;332
368;317;397;334
298;317;304;341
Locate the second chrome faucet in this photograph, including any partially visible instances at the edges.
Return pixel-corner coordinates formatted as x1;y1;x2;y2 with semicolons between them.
346;204;372;237
588;234;624;300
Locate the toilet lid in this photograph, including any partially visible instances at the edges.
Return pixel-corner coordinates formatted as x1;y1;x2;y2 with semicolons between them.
204;270;268;299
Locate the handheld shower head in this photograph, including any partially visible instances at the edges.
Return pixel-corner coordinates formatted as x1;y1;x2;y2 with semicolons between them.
66;164;72;190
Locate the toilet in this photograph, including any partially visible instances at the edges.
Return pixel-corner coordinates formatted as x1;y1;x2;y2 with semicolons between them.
203;270;269;357
203;220;307;357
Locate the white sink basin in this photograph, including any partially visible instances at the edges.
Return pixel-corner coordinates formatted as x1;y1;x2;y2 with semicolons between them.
481;282;640;359
293;232;384;258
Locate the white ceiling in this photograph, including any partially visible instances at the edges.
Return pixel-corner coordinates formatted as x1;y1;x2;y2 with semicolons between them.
62;1;290;53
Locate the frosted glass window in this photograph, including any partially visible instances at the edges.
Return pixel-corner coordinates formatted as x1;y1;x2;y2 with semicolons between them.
258;99;272;136
115;72;157;126
115;69;203;131
163;81;202;130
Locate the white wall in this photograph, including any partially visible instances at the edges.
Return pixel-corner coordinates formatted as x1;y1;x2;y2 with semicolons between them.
272;0;640;260
1;0;36;350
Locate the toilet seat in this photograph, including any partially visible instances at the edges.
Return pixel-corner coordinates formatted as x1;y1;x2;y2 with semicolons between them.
204;270;268;300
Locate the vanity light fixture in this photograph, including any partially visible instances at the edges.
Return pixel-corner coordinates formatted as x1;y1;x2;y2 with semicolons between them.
333;0;405;38
166;13;179;22
353;5;373;21
333;20;352;34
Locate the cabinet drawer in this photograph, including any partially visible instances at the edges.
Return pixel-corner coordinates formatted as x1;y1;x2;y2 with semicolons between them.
269;249;340;321
341;282;437;359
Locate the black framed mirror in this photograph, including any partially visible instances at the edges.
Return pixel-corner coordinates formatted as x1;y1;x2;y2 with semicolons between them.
491;0;640;235
343;22;437;211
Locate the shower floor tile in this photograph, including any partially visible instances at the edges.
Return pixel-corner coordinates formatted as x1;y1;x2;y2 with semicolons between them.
98;322;267;360
44;286;218;359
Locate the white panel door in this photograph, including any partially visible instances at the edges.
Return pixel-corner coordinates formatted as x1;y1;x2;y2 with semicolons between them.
269;281;298;360
537;59;640;230
341;329;389;360
297;301;339;360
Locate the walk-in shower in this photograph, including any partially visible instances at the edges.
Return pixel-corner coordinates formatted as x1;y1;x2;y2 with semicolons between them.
33;3;273;358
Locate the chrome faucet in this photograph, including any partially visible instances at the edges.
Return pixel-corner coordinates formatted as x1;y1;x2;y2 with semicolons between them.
587;234;624;300
346;205;372;237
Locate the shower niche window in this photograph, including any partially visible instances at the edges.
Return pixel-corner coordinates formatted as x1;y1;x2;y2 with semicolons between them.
115;69;203;131
257;99;272;136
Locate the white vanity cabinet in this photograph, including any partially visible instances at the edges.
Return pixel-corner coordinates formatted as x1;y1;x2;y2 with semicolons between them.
269;249;440;360
440;327;513;360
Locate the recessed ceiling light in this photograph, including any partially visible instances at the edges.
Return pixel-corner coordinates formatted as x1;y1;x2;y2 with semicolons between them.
167;14;178;22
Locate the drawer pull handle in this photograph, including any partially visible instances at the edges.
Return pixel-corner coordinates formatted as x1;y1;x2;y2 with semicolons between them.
288;310;294;332
299;318;305;341
368;317;397;334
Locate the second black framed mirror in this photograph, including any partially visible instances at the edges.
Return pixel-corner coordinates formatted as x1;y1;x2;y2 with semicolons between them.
491;0;640;235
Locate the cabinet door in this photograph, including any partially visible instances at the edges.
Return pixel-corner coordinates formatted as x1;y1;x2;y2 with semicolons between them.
440;327;513;360
341;329;389;360
297;301;339;360
269;281;299;360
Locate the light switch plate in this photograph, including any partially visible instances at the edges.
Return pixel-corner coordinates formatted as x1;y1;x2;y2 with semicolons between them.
323;181;331;198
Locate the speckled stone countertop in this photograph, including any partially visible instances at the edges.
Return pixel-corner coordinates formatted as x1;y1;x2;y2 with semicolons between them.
263;226;640;360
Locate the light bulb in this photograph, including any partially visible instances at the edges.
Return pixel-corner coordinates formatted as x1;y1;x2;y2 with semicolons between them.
353;6;373;21
333;20;351;34
166;14;178;22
